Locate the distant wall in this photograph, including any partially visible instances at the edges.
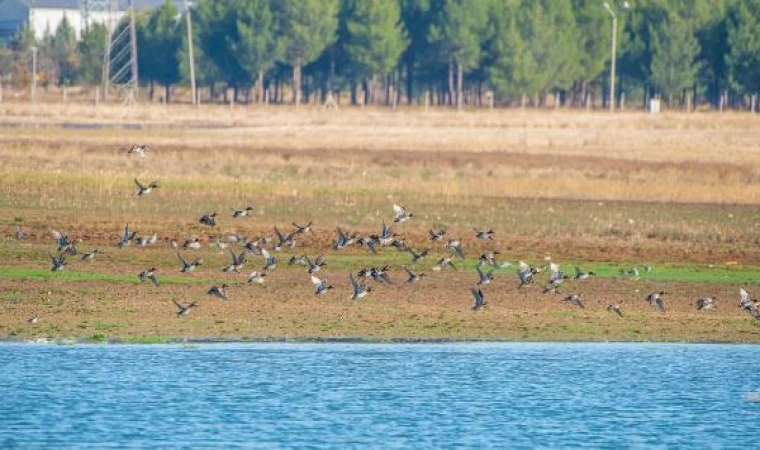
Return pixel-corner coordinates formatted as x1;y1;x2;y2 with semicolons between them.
31;8;127;40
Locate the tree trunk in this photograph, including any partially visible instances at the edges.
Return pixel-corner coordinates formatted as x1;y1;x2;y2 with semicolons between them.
257;71;264;104
448;57;454;107
351;82;358;106
385;74;392;106
363;77;371;106
456;62;463;111
292;60;302;107
405;61;414;104
165;84;170;103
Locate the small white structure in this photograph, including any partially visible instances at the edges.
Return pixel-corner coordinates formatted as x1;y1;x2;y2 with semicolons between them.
0;1;182;42
649;97;661;114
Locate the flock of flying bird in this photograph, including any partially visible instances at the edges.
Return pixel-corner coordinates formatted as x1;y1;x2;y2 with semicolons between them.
15;143;760;323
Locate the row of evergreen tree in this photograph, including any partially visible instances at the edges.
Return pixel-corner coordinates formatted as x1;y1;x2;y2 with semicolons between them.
1;0;759;109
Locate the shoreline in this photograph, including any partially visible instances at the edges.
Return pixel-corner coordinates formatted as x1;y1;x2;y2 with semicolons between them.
3;336;760;346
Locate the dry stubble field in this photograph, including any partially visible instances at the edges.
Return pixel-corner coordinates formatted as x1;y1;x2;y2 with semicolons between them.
1;101;759;342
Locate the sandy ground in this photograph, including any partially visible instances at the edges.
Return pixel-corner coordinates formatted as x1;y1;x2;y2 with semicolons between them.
1;103;759;341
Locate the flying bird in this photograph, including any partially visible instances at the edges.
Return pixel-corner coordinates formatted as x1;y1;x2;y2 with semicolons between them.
178;252;203;273
563;293;585;309
311;275;333;297
392;203;413;223
471;287;486;310
696;297;716;310
403;266;425;284
138;268;159;286
207;284;229;300
134;178;160;197
350;274;371;300
172;299;199;317
474;228;495;240
607;303;624;317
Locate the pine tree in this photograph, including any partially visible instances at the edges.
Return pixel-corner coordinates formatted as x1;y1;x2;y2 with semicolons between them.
274;0;340;107
650;11;701;107
194;0;281;102
78;23;107;86
141;0;182;101
429;0;491;109
572;0;614;105
726;0;760;100
342;0;408;105
399;0;436;103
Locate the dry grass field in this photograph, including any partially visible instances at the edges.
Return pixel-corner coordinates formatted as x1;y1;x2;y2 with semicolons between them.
1;101;759;342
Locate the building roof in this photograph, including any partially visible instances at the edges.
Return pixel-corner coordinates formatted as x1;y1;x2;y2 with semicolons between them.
27;1;187;12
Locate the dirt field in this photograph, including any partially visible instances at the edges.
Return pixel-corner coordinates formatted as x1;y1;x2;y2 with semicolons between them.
1;101;759;342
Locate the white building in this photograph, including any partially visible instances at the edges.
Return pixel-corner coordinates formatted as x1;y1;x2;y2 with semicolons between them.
0;0;183;42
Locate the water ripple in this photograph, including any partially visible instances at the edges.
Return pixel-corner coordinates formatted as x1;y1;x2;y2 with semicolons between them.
0;343;758;448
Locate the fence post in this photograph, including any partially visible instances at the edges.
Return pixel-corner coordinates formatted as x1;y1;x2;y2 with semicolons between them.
95;89;100;107
63;86;67;103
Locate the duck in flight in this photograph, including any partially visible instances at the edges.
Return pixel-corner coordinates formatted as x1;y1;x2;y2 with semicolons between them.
647;291;666;312
117;222;136;249
134;178;160;197
178;252;203;273
476;265;495;285
207;285;229;300
311;275;333;297
80;248;104;262
393;203;413;223
199;212;218;227
403;266;425;284
474;228;495;240
350;274;371;300
292;221;313;234
222;248;247;273
172;299;199;317
696;297;716;310
563;293;585;309
471;287;486;310
607;303;624;317
429;229;446;242
49;252;67;271
232;206;254;218
138;268;159;286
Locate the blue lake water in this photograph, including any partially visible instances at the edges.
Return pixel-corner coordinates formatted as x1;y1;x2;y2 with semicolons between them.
0;343;758;448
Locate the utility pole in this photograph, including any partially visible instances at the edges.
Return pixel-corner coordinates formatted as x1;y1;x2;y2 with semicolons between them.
183;0;197;106
31;46;38;111
604;2;629;112
129;0;139;102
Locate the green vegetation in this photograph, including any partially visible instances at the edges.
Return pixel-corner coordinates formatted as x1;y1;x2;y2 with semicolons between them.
2;0;759;109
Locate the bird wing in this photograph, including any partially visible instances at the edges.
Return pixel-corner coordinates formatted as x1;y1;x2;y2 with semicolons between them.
261;248;271;260
476;265;486;280
51;229;63;241
381;221;390;237
575;266;584;277
349;274;359;290
177;252;188;266
134;178;146;190
172;299;183;309
148;274;159;287
122;223;130;242
740;288;750;303
310;275;323;286
393;203;404;216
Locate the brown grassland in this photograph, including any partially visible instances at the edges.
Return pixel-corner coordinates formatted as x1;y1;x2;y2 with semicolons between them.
0;100;759;342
